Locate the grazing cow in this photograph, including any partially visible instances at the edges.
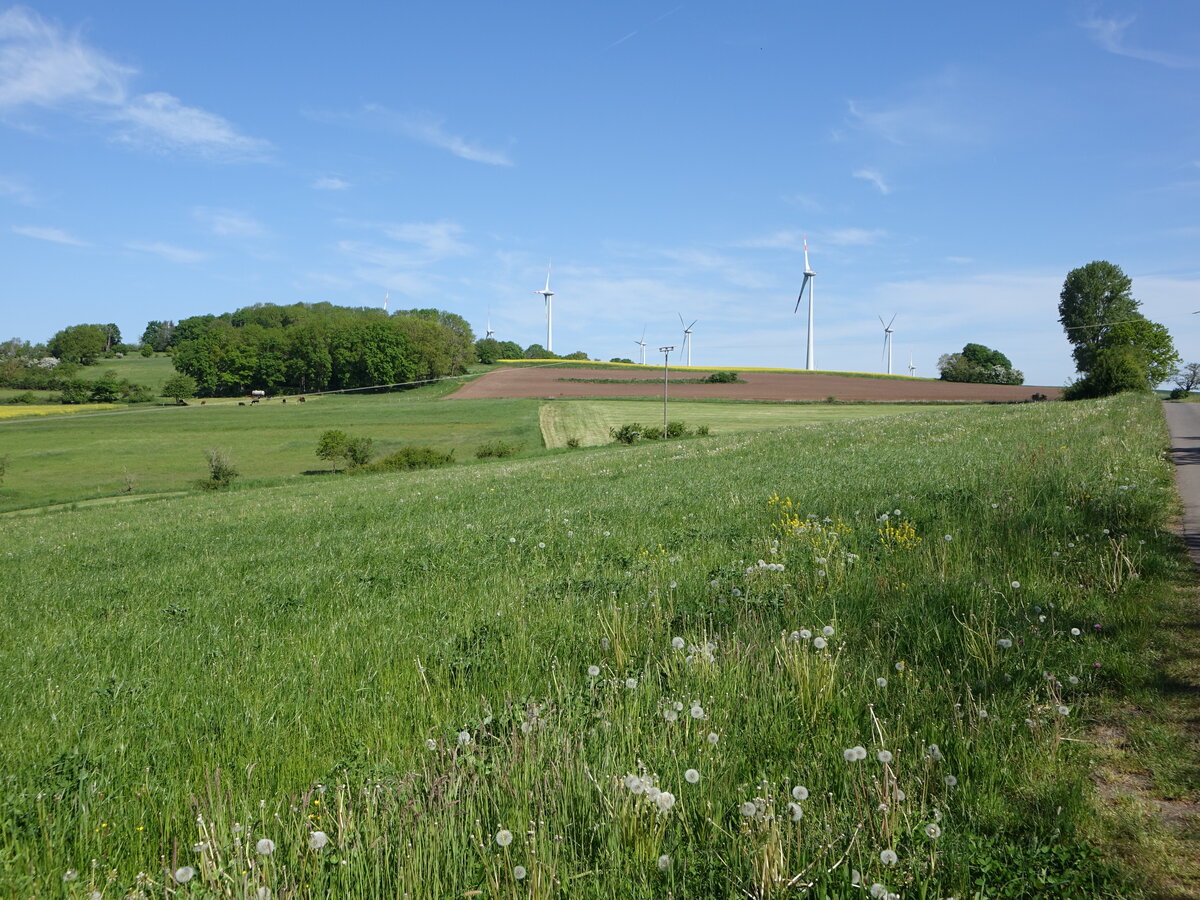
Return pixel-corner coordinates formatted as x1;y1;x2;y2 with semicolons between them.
200;400;206;406
238;401;245;406
281;398;287;404
298;396;306;403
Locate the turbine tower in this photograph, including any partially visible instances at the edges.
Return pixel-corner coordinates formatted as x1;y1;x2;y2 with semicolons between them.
879;314;897;375
907;352;916;377
679;314;697;366
635;326;647;365
485;309;495;340
535;262;554;352
383;290;389;314
793;236;817;370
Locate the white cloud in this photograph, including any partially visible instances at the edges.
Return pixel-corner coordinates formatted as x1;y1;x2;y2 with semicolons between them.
825;227;886;246
126;240;207;264
380;220;468;258
0;8;268;159
0;174;35;204
312;175;350;190
1081;15;1197;68
195;207;268;239
846;71;981;147
12;224;88;245
359;104;512;166
853;168;891;195
114;92;270;159
0;6;131;110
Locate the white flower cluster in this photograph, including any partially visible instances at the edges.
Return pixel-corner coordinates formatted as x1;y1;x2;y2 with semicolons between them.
746;559;785;574
621;773;677;814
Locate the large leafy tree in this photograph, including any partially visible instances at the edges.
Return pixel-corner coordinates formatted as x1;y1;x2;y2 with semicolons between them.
1058;261;1139;374
937;343;1023;385
48;324;108;364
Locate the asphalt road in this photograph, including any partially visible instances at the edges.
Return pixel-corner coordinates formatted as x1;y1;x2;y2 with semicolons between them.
1165;401;1200;565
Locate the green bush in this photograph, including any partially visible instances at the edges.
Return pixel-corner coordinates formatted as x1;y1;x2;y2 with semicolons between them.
6;391;37;405
609;423;645;444
195;449;239;490
703;370;739;383
565;438;581;449
641;425;664;440
475;440;520;459
362;446;455;472
665;421;691;438
1169;388;1190;400
695;424;710;436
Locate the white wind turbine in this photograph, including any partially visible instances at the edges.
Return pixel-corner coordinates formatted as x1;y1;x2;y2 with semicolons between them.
907;352;916;377
793;236;817;369
635;326;648;365
679;314;697;366
485;309;495;340
879;314;897;374
535;262;555;352
383;290;389;313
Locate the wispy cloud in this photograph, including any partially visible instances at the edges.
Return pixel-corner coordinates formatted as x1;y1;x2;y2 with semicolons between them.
846;71;981;147
321;104;512;166
312;175;350;191
0;174;35;204
126;240;207;263
0;7;268;159
735;229;806;251
12;224;88;245
826;227;886;246
113;92;270;159
0;6;131;110
605;3;683;50
194;207;269;239
1081;14;1197;68
853;168;891;194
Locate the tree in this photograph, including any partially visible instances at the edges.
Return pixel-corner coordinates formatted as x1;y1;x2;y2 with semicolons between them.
1099;317;1179;387
100;323;121;353
141;320;176;352
1173;362;1200;394
475;337;502;364
524;343;557;359
1063;345;1150;399
1058;261;1139;374
48;324;108;364
496;341;523;360
316;429;349;472
937;344;1023;385
162;373;198;403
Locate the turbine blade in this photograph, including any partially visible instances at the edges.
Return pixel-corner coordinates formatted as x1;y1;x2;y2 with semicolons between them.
888;313;897;329
688;320;698;330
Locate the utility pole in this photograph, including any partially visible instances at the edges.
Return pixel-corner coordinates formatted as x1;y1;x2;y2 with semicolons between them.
659;346;675;436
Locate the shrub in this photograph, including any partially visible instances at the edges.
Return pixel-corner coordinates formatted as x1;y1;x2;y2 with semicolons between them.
7;391;37;405
641;425;664;440
362;446;455;472
665;421;691;438
695;424;710;436
475;440;520;459
344;436;375;468
1170;388;1189;400
316;429;350;472
566;438;581;449
610;423;644;444
703;371;739;383
196;449;238;490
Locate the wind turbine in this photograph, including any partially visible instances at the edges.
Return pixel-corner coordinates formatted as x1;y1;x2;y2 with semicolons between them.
793;236;817;369
535;262;554;352
383;290;389;314
485;309;495;340
679;314;697;366
907;352;916;377
879;314;897;374
635;326;647;365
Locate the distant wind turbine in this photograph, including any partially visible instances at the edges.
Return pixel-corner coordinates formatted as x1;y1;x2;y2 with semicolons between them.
679;314;697;366
793;236;817;369
879;314;897;374
535;262;554;352
383;290;389;313
907;352;916;377
485;309;495;340
635;326;647;365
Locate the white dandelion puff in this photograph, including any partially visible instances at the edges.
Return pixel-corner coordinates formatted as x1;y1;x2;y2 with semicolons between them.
870;884;887;899
1011;581;1020;589
791;785;809;801
671;636;685;650
63;870;78;883
877;677;888;687
944;774;958;787
690;705;705;719
656;791;676;812
877;750;893;764
457;731;471;745
657;854;671;870
788;801;804;821
624;774;642;792
998;638;1013;649
309;831;328;851
255;838;275;855
925;823;942;839
800;629;812;640
513;865;527;880
880;849;898;866
1070;627;1081;637
625;678;638;690
822;625;835;637
1057;705;1070;716
813;636;828;650
174;867;195;884
587;665;600;678
707;732;719;745
685;768;700;783
496;829;514;847
664;708;678;722
739;800;757;817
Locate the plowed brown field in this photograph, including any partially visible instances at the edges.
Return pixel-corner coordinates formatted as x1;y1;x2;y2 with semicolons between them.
453;366;1060;403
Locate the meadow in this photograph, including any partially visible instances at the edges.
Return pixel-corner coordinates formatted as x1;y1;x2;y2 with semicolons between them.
0;393;1188;898
0;384;952;511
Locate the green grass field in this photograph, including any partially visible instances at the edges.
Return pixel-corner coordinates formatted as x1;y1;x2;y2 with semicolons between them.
539;399;956;448
0;394;1189;898
77;353;179;392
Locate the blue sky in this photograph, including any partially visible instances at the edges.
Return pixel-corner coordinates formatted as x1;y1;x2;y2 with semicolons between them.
1;1;1197;386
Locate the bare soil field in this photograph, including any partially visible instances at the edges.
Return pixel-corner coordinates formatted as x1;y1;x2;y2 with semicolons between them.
454;366;1062;403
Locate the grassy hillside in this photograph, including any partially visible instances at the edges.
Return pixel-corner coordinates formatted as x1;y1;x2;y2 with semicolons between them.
539;399;957;447
0;394;1187;898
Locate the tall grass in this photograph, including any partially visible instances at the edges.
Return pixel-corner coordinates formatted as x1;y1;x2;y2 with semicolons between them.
0;395;1182;898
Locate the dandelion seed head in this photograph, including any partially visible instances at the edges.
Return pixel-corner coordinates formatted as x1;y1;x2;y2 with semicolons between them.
707;732;720;745
877;750;893;764
664;708;678;722
309;831;328;851
255;838;275;856
174;866;195;883
513;865;527;880
1057;705;1070;716
656;791;676;812
671;636;685;650
813;636;828;650
657;854;671;870
496;829;514;847
457;731;471;745
925;823;942;839
690;705;705;719
587;665;600;678
425;738;437;751
1011;581;1021;589
822;625;835;637
685;768;700;783
739;800;757;817
63;870;78;883
791;785;809;801
944;774;958;787
877;677;888;687
880;849;898;866
1071;627;1081;637
998;638;1013;649
788;801;803;821
870;884;887;898
625;678;638;689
